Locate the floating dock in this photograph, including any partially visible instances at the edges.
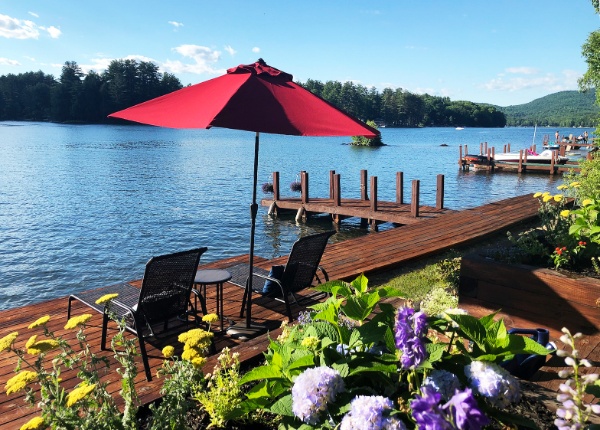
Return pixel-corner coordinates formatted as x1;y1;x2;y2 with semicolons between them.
261;170;451;231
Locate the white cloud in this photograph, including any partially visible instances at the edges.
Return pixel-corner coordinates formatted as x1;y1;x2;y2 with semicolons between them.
505;66;539;75
224;45;236;56
0;57;21;66
0;14;39;39
168;21;183;29
163;45;224;75
28;12;39;18
252;47;260;53
78;55;158;74
44;26;61;39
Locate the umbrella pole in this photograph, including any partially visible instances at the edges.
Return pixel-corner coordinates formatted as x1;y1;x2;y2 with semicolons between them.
227;131;267;338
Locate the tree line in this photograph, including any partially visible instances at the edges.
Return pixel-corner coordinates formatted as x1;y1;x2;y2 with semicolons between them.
0;60;183;123
0;60;507;127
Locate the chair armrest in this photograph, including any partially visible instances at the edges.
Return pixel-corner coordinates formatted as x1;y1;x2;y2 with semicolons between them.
315;265;329;283
106;298;136;320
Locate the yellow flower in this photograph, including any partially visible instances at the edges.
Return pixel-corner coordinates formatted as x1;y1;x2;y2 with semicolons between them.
533;192;542;198
0;332;18;352
560;210;571;218
25;335;37;349
28;316;50;329
554;194;564;202
66;383;96;407
64;314;92;330
191;357;206;369
181;348;199;362
543;194;553;203
19;416;45;430
582;199;593;207
95;293;118;305
556;185;568;191
162;346;175;359
178;328;213;350
570;182;581;188
542;191;550;197
202;313;219;324
27;339;60;355
300;336;320;349
6;370;37;395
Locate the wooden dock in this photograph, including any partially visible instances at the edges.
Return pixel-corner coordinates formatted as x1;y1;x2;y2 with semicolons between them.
262;169;450;230
458;142;594;174
0;193;587;428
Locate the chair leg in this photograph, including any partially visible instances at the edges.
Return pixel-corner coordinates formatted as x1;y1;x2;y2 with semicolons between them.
284;295;293;323
240;278;249;318
100;312;109;351
136;331;153;381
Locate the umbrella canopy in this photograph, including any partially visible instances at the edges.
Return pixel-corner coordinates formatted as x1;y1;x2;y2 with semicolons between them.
109;59;378;333
109;58;378;137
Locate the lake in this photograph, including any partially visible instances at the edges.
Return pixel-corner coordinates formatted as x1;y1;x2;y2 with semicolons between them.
0;122;592;310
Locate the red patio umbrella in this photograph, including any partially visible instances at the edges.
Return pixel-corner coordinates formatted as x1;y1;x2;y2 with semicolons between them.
109;58;378;333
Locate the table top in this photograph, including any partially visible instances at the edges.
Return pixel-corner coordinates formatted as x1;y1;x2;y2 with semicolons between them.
194;269;232;284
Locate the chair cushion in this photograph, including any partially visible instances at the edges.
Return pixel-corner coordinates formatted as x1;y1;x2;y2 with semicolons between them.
262;265;285;297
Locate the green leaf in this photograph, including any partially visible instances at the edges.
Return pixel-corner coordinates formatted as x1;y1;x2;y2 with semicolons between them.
239;364;283;384
425;343;446;364
267;393;294;417
287;354;315;372
376;285;406;298
332;362;350;378
351;273;369;294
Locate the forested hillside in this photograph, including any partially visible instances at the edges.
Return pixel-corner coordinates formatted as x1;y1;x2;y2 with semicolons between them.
498;90;598;127
0;60;596;128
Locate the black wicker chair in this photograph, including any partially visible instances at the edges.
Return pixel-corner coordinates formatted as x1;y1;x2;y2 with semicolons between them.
227;231;335;322
67;247;207;381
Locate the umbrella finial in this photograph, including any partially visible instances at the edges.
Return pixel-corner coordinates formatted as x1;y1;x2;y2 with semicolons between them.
257;58;266;65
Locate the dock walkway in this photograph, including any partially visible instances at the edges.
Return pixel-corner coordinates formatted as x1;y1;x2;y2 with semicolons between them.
0;194;558;428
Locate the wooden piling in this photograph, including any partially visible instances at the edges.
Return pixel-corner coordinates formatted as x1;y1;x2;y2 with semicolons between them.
436;174;444;210
411;180;420;217
272;171;280;201
396;172;404;204
334;174;341;206
370;176;378;212
360;169;368;201
301;171;309;203
329;170;335;199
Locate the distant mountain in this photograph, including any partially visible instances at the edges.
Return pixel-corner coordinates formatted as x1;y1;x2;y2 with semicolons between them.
495;90;598;127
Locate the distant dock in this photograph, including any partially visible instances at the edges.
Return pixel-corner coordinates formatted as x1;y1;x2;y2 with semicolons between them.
458;141;594;174
260;170;452;231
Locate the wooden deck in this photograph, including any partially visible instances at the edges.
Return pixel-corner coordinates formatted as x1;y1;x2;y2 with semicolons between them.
0;193;574;429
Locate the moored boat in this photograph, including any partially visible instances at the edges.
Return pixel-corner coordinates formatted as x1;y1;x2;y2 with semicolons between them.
494;149;568;164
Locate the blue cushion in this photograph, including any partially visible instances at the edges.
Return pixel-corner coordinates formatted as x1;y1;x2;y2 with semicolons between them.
262;265;285;296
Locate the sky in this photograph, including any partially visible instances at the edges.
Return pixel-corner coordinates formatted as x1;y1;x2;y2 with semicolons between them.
1;1;599;107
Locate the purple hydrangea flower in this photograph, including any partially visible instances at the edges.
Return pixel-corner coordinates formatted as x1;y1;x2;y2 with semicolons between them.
464;361;520;408
444;388;490;429
422;370;461;401
340;395;407;430
395;307;428;369
291;366;345;425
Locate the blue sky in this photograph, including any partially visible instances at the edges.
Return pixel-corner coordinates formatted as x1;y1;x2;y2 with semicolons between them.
1;1;599;107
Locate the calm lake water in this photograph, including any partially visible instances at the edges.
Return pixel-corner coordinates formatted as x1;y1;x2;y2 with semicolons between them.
0;122;593;310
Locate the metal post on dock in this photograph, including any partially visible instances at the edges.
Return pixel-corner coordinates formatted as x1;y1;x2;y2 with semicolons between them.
411;180;420;217
436;174;444;209
360;169;368;201
301;171;309;203
396;172;404;204
272;171;280;201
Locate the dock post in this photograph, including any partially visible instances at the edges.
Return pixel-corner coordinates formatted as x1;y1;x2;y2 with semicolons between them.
396;172;404;204
301;171;309;203
370;176;378;212
550;150;556;175
272;171;280;201
436;174;444;209
479;142;483;155
411;180;420;217
508;143;511;152
329;170;335;199
459;145;463;167
503;144;507;153
518;150;524;173
360;169;368;200
334;174;341;206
